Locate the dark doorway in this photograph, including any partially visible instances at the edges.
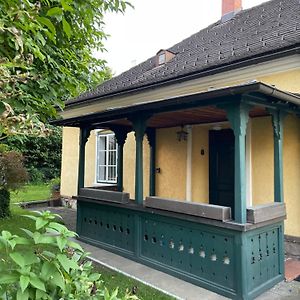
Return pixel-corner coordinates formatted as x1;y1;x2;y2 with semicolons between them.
209;129;234;215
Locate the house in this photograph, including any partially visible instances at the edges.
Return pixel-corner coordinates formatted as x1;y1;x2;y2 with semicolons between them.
54;0;300;299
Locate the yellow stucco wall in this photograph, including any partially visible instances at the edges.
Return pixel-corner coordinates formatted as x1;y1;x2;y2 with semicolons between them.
282;116;300;237
60;127;79;197
123;133;150;199
191;126;209;203
156;127;187;200
251;117;274;204
257;69;300;93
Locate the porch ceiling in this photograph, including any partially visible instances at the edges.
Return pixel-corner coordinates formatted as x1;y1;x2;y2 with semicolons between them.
100;105;268;129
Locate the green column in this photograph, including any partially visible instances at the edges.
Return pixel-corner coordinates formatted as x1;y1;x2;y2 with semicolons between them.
223;101;250;223
110;126;130;192
269;109;286;203
146;128;156;196
130;115;149;204
77;127;91;194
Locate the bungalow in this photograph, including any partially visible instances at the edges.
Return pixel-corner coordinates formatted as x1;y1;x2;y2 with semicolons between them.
54;0;300;299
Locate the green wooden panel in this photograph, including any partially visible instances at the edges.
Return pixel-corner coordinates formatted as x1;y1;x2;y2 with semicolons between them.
246;224;282;291
140;214;236;291
77;202;135;253
77;200;284;299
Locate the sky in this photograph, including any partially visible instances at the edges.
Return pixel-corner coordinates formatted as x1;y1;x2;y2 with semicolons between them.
98;0;270;75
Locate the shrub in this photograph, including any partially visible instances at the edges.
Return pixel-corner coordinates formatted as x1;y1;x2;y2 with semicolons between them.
0;151;28;191
0;189;10;218
27;167;45;183
0;211;138;300
0;151;28;218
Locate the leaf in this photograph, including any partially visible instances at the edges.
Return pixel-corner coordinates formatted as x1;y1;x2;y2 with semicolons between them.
0;273;19;284
37;17;56;36
56;236;67;251
10;252;25;268
67;240;83;252
15;237;31;245
50;271;65;290
62;17;72;38
20;228;34;238
89;273;100;281
62;0;73;12
20;275;30;293
41;262;56;281
46;7;63;16
48;222;67;232
35;289;48;299
57;254;78;273
29;276;46;292
36;218;48;230
1;230;12;239
17;288;29;300
42;250;55;259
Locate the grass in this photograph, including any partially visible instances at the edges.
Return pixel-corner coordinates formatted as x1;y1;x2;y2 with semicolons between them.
10;183;50;203
0;206;35;236
95;264;175;300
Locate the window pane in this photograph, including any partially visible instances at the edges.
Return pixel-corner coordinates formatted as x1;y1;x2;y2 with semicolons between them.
108;135;116;150
106;166;112;181
99;136;106;150
99;151;105;165
98;165;106;181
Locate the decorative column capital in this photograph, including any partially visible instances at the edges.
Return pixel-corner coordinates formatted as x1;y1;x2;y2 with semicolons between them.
268;108;287;140
79;126;91;146
109;125;131;146
219;101;252;136
146;128;156;147
129;113;152;141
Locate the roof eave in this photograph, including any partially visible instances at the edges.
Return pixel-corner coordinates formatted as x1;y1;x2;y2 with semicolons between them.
51;82;300;127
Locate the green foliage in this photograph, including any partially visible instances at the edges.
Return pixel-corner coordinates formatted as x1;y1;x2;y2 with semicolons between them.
0;189;10;218
5;125;62;182
0;211;138;300
0;0;131;137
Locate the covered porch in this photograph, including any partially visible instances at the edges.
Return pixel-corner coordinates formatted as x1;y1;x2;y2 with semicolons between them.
55;82;300;299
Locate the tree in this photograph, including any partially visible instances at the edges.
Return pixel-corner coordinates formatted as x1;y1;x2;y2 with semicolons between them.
0;0;130;138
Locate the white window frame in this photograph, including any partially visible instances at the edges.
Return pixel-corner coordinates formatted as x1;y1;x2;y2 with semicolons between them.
96;132;118;184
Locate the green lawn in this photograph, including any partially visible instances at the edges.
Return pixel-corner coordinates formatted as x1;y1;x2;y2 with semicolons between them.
0;206;35;236
10;183;50;203
95;264;175;300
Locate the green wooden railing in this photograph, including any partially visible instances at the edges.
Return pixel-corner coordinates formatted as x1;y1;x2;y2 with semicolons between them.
76;199;284;300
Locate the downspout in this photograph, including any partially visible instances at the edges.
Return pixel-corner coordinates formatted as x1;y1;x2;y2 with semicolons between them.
186;125;193;202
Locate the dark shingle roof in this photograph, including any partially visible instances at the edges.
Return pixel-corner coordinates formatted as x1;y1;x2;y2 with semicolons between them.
68;0;300;105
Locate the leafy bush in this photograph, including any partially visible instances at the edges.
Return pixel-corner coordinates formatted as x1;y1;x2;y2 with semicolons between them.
0;189;10;218
49;177;60;193
0;151;28;191
0;211;138;300
27;167;45;184
0;151;28;217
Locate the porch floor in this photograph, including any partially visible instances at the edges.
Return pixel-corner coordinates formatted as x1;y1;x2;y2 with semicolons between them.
32;207;300;300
